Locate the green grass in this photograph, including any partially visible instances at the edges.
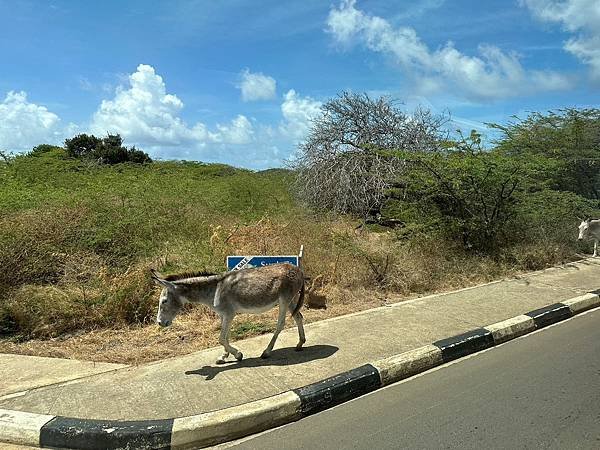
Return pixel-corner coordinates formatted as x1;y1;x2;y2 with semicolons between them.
1;152;295;267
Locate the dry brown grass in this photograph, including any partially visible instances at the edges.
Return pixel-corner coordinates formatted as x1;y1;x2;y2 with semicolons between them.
0;207;90;291
0;286;386;364
0;220;569;365
3;264;156;338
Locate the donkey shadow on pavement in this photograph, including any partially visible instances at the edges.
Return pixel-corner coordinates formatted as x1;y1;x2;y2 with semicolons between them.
185;344;338;381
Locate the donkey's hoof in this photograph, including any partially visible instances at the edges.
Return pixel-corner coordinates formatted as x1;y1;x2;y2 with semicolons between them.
216;358;227;365
260;350;271;359
235;352;243;361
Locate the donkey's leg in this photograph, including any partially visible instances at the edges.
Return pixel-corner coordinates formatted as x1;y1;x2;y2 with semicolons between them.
292;311;306;351
594;240;598;257
215;313;231;364
261;302;287;359
216;351;229;363
217;312;243;363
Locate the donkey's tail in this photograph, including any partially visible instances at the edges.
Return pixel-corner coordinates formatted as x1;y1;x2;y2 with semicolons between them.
291;280;305;317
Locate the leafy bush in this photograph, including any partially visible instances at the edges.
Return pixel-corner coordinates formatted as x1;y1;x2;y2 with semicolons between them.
126;146;152;164
490;108;600;199
515;189;599;247
390;130;593;253
64;133;151;164
65;134;101;158
29;144;65;157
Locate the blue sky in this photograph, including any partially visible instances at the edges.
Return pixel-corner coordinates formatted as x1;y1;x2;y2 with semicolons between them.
1;0;599;169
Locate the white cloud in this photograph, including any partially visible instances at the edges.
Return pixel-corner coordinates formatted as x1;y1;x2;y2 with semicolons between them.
564;35;600;80
91;64;209;146
279;89;322;139
327;0;572;100
215;115;254;144
522;0;600;80
90;64;256;153
237;69;277;102
0;91;74;151
521;0;600;31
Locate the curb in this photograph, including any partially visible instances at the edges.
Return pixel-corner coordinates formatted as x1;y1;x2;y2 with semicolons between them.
1;291;599;449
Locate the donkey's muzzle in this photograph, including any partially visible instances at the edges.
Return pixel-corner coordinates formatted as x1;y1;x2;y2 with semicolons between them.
157;319;172;327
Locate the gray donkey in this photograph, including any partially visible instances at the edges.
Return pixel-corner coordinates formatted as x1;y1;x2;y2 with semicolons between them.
151;263;305;363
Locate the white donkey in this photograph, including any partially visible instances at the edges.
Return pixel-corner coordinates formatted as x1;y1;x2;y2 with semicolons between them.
151;263;306;363
578;218;600;257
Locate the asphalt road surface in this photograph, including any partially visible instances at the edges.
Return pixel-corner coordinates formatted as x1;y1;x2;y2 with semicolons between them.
226;308;600;450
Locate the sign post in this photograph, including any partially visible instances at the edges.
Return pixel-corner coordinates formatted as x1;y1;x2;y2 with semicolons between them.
227;245;304;271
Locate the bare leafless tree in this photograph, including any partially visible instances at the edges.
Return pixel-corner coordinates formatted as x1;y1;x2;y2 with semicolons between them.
291;92;447;217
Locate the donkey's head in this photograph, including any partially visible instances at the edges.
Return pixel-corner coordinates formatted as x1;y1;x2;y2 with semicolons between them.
578;218;592;241
150;269;185;327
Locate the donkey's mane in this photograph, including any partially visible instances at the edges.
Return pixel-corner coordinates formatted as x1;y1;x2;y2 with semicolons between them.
164;270;219;281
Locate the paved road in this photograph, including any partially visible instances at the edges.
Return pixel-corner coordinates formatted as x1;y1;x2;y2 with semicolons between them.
227;308;600;450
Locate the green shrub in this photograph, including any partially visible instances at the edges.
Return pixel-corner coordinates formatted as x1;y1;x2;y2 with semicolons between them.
393;132;547;251
64;133;152;164
389;129;597;254
491;108;600;199
29;144;65;157
515;190;599;250
65;134;101;158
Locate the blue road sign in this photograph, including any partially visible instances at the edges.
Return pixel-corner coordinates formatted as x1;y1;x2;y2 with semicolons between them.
227;255;299;271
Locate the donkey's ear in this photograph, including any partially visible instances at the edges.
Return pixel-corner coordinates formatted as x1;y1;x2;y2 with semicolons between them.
150;269;175;289
150;268;163;279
